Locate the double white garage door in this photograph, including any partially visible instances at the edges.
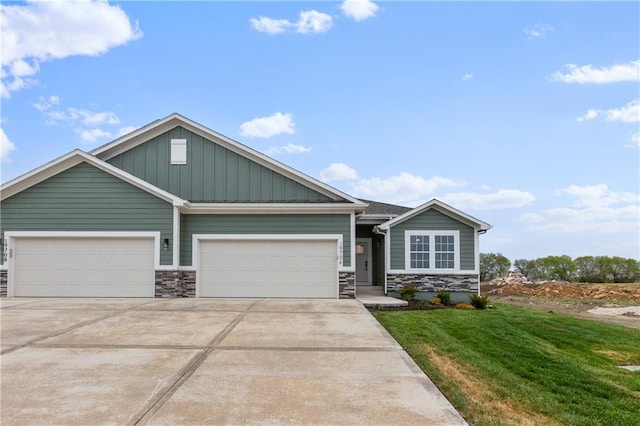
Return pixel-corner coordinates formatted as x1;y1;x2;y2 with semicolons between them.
9;236;338;298
198;239;338;298
12;237;156;297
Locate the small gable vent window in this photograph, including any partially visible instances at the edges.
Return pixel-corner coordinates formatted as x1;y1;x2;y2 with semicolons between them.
171;139;187;165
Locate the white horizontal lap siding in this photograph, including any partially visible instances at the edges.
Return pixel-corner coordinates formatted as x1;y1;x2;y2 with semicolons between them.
195;235;340;298
6;232;159;298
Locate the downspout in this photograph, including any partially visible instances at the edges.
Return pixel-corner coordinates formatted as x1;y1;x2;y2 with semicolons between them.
476;229;487;295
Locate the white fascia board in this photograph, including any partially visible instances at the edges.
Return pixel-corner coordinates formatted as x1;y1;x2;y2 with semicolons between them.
180;203;363;215
91;113;368;207
0;149;187;207
378;198;492;231
356;214;399;225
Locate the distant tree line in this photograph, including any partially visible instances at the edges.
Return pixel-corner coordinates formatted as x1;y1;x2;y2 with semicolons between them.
480;253;640;283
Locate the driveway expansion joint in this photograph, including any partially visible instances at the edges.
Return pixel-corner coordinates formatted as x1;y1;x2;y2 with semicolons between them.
0;310;128;355
130;299;264;425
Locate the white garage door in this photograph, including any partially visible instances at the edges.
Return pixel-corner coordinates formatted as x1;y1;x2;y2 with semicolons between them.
13;237;155;297
198;239;338;298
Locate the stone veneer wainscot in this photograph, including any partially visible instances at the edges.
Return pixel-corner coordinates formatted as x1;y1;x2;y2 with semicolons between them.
386;273;478;293
155;271;196;298
0;270;7;297
339;272;355;299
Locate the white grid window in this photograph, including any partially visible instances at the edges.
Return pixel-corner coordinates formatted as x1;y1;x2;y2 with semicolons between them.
409;235;430;269
405;231;459;271
434;235;455;269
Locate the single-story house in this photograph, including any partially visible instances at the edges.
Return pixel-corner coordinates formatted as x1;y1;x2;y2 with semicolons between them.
0;113;490;300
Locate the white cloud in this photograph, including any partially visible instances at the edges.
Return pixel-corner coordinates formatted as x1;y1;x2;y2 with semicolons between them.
33;98;124;143
577;109;599;122
0;127;16;163
519;205;638;234
523;23;554;40
239;112;295;138
250;10;333;35
319;163;359;182
45;107;120;126
626;132;640;148
439;189;536;210
76;128;111;143
577;99;640;123
117;126;138;137
1;0;142;98
267;143;312;155
249;16;291;35
295;10;333;34
557;184;639;208
33;95;60;111
519;184;639;234
341;0;379;22
551;60;640;84
352;173;464;206
461;73;474;81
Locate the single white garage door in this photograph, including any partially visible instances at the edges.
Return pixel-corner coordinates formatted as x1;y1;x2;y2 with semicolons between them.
198;239;338;298
13;237;155;297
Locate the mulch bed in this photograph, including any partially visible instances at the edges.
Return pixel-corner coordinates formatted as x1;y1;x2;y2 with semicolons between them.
368;300;453;312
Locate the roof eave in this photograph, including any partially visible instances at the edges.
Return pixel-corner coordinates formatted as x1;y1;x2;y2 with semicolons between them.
0;149;187;206
378;198;491;231
181;202;367;215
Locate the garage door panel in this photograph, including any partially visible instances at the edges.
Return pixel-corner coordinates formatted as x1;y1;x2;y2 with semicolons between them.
198;239;337;298
13;237;155;297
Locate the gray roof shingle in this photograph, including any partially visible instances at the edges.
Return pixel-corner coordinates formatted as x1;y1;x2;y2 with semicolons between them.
358;199;412;216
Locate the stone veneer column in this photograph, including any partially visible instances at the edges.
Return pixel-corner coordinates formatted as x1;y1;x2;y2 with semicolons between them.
0;270;7;297
339;272;355;299
155;271;196;298
386;273;479;293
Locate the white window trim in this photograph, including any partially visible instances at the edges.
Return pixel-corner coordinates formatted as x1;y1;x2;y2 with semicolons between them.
404;230;460;272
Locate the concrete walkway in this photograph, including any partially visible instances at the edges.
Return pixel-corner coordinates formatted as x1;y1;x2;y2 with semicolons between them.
357;286;409;308
1;298;466;425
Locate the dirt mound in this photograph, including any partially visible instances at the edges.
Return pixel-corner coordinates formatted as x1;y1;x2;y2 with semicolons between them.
486;283;640;302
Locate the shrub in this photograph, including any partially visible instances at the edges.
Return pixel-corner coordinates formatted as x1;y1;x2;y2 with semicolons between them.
398;284;419;301
469;294;490;309
417;299;428;307
455;303;475;310
436;289;451;305
429;297;441;305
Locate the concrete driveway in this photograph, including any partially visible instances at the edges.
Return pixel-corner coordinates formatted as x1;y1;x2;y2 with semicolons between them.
1;298;466;425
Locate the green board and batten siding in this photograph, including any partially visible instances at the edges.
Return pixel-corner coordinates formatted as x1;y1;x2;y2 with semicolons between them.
389;209;476;270
0;162;174;265
107;126;333;203
181;214;351;267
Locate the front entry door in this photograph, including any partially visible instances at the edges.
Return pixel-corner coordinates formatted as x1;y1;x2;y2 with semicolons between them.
356;238;372;285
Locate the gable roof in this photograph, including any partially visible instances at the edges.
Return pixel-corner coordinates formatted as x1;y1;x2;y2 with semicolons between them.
91;113;367;209
0;149;187;206
377;198;492;231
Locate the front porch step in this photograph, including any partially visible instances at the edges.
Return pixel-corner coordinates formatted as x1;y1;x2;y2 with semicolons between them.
356;286;408;308
355;286;385;296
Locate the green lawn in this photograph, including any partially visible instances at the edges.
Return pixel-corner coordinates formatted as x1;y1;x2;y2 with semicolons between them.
374;304;640;426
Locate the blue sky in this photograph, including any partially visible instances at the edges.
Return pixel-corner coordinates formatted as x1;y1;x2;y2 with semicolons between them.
1;0;639;262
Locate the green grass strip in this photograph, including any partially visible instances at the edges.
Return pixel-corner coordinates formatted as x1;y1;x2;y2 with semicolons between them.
374;304;640;426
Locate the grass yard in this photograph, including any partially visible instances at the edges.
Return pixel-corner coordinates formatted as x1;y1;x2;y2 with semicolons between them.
374;304;640;426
